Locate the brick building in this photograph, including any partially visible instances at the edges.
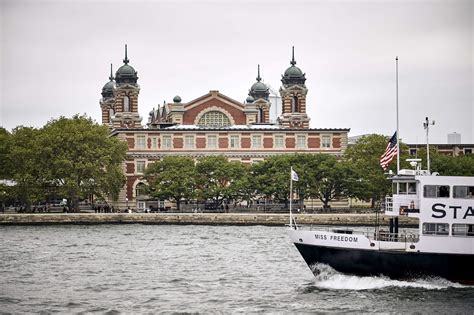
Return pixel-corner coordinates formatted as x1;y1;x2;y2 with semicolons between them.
100;46;350;210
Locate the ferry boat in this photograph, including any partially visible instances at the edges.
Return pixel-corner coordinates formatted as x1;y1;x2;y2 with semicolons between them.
288;168;474;284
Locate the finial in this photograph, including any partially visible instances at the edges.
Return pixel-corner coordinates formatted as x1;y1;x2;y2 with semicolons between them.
290;46;296;66
109;63;114;81
256;64;261;82
123;44;129;64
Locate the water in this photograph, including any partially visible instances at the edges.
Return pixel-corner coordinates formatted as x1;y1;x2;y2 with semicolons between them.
1;225;473;313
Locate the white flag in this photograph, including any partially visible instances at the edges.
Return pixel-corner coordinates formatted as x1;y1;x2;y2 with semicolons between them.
291;169;299;181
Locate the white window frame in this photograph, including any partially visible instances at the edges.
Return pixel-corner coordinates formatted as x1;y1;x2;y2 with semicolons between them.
207;135;217;149
162;135;172;149
184;135;195;149
296;134;307;149
136;160;146;174
274;134;285;149
252;134;262;149
229;135;240;149
136;135;146;149
321;134;332;148
152;137;158;150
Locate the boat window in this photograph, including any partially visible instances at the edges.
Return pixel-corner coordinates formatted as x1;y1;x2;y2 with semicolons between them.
452;224;474;237
392;183;397;194
453;186;474;199
423;223;449;236
423;185;450;198
398;182;407;194
408;182;417;194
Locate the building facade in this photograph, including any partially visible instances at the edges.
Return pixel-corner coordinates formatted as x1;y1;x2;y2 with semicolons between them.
100;46;350;210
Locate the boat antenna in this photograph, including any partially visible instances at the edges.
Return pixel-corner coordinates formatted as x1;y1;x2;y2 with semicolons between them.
396;56;400;175
423;116;435;173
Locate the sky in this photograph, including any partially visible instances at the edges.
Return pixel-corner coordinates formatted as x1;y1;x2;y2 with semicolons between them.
1;0;473;144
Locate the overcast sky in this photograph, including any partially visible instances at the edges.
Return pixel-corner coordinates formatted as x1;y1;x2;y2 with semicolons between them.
1;0;473;144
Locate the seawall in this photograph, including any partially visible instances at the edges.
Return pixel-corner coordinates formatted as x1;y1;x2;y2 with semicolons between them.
0;213;418;226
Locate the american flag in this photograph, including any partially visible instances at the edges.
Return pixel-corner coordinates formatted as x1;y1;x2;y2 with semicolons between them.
380;132;398;170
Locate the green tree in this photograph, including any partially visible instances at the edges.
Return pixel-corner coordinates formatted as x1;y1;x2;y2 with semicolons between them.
418;147;474;176
144;156;196;210
252;155;294;203
343;134;409;207
7;126;45;209
40;115;127;210
195;156;245;207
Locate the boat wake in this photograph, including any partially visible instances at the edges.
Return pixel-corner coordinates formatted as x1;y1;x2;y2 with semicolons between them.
310;263;466;291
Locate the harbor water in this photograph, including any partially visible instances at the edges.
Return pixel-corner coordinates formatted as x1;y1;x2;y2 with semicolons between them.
1;225;473;313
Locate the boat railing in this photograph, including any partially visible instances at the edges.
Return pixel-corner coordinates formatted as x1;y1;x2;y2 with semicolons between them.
296;225;419;244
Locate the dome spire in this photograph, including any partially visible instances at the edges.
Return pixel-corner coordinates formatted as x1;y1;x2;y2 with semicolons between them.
109;63;114;81
291;46;296;66
123;44;129;64
256;64;261;82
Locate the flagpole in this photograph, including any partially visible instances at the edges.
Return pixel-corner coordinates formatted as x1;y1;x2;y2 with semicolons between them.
289;167;293;228
396;56;400;175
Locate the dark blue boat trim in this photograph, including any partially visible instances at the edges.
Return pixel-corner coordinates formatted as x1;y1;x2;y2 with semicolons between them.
294;242;474;284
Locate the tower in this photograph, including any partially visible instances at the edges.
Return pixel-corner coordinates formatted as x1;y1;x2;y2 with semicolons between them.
278;47;310;129
247;65;271;124
111;44;142;128
100;64;116;126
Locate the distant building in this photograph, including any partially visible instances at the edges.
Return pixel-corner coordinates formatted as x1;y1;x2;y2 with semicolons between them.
99;46;350;210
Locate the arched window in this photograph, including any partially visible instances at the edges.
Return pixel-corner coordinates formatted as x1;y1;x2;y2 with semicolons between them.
135;182;147;197
291;96;299;113
258;108;264;123
197;111;231;127
123;96;130;112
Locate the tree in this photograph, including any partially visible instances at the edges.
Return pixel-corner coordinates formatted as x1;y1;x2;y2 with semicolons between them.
144;156;196;210
252;155;294;204
343;134;409;207
39;115;127;210
195;156;246;207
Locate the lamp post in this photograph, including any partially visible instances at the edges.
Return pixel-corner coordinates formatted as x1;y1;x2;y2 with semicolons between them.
423;117;435;173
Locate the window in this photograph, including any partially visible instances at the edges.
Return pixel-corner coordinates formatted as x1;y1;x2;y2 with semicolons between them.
398;182;407;194
198;111;231;127
123;96;130;112
257;108;264;123
409;148;417;156
152;137;158;149
408;182;417;194
109;108;114;121
423;223;449;236
464;148;472;155
162;135;172;149
136;161;146;174
452;224;474;237
423;185;450;198
230;135;240;149
321;135;331;148
252;135;262;149
291;96;299;112
453;186;474;199
296;135;306;149
184;135;194;149
136;135;146;149
274;135;284;149
208;135;217;149
135;182;147;197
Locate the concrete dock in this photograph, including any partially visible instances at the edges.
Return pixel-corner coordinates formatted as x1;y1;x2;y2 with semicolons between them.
0;213;418;226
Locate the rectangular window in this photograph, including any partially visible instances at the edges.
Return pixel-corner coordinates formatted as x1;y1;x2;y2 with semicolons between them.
453;186;474;199
409;148;417;156
296;135;306;149
398;182;407;194
184;135;194;149
136;161;146;174
136;135;146;149
252;135;262;149
162;135;172;149
230;135;240;149
452;224;474;237
274;135;284;149
423;185;450;198
423;223;449;236
321;135;331;148
464;148;472;155
208;135;217;149
152;137;158;150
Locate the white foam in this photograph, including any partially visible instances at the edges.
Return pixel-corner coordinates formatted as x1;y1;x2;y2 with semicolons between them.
310;263;466;291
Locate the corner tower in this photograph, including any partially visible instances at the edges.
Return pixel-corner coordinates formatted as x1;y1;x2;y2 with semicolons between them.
111;45;142;128
100;64;116;127
247;65;271;123
278;47;310;129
